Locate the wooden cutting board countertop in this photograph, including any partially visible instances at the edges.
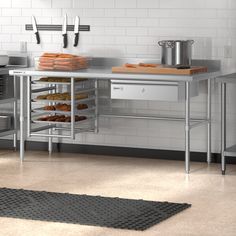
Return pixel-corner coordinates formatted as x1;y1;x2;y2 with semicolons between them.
112;63;208;75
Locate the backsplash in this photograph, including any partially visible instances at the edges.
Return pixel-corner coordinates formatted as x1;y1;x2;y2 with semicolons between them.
1;0;236;153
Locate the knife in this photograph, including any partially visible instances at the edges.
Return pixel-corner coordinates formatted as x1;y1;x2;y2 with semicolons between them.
62;14;68;48
73;16;80;47
32;16;40;44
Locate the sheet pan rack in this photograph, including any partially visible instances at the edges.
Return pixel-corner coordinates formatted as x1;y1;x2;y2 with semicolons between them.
27;77;98;147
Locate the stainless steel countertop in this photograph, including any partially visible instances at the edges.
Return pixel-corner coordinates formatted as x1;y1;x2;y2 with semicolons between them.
9;57;221;82
215;73;236;84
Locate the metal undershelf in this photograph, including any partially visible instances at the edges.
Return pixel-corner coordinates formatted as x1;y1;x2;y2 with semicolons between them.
224;145;236;157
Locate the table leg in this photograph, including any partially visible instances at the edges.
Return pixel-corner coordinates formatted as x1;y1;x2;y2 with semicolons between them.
20;76;25;162
207;79;212;164
95;79;99;133
13;75;17;151
71;77;75;139
48;83;53;154
27;76;31;138
185;82;190;174
221;83;226;175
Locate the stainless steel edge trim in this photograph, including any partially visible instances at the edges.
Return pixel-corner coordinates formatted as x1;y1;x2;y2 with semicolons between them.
110;80;179;85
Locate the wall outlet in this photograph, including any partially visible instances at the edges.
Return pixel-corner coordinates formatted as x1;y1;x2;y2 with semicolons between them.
224;45;232;58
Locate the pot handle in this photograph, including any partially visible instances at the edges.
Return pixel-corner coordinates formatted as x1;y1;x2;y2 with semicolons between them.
158;40;175;48
167;41;175;48
189;40;194;45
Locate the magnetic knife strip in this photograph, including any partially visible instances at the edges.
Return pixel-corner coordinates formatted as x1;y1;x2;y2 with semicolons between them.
25;24;90;32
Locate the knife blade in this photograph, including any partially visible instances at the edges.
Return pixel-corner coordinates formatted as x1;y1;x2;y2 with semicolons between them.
62;14;68;48
73;16;80;47
32;16;40;44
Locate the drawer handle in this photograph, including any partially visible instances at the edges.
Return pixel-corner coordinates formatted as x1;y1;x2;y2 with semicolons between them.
113;87;124;90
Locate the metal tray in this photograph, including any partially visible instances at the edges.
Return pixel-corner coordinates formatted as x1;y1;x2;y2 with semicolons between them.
32;106;95;115
32;116;95;126
0;115;12;131
33;96;96;104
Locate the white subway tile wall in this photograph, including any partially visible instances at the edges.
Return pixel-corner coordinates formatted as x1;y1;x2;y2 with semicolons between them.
0;0;236;153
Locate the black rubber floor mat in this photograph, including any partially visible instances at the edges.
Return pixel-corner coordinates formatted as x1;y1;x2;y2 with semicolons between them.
0;188;191;231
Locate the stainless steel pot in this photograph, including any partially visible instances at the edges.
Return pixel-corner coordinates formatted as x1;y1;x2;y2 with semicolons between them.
158;40;194;68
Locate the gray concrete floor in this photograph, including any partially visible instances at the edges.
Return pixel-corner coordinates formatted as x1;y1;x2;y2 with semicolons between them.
0;149;236;236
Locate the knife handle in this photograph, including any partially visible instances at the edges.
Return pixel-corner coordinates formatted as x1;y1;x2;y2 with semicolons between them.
74;33;79;47
63;34;68;48
35;32;40;44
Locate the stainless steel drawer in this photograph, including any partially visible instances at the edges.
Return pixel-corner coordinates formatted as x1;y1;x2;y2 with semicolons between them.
111;80;179;101
111;80;199;101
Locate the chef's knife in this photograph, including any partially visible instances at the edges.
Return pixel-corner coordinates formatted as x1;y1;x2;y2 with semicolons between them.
62;14;68;48
32;16;40;44
73;16;80;47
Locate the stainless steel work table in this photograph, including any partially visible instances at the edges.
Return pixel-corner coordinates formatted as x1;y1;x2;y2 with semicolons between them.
10;58;221;174
216;73;236;175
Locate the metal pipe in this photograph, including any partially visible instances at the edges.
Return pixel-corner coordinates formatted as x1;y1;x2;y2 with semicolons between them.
54;127;94;132
221;83;226;175
185;82;190;174
20;76;25;162
27;76;31;138
31;86;56;93
31;125;55;133
31;133;71;138
95;79;99;133
13;75;17;150
100;113;206;122
207;79;212;164
71;77;75;139
48;83;53;154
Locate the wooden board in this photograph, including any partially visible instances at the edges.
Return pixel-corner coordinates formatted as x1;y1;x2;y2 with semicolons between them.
112;64;208;75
